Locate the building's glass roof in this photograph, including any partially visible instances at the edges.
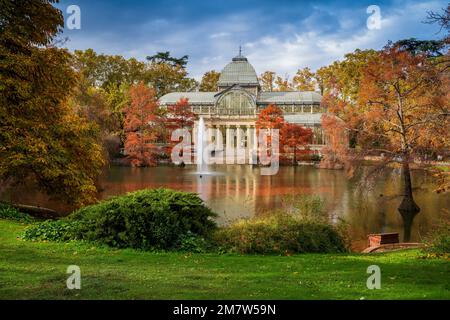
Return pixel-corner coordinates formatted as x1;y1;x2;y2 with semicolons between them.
160;92;215;105
217;55;259;87
159;91;322;105
258;91;322;104
159;54;323;106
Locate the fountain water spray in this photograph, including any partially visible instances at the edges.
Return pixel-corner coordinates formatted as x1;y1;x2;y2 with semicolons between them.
196;116;213;175
194;116;223;176
196;116;206;172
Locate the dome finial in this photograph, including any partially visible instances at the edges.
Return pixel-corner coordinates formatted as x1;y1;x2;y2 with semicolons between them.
233;44;247;62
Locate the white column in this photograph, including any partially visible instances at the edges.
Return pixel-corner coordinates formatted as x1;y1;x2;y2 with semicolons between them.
226;124;235;164
253;125;258;165
236;125;245;164
215;125;224;164
246;125;253;165
204;124;213;164
192;124;197;145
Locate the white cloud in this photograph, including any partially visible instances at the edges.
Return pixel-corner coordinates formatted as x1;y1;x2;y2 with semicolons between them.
61;0;447;81
230;0;446;77
210;32;231;39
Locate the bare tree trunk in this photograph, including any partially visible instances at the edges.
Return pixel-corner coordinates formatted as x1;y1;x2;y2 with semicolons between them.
398;161;420;242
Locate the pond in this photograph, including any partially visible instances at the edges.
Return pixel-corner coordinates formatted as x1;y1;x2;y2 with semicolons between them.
4;165;447;250
100;165;448;249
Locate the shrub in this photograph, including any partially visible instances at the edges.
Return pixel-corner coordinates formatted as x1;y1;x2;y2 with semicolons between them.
427;232;450;255
424;210;450;256
281;194;325;220
178;231;211;253
24;188;217;250
214;213;348;254
0;203;34;223
23;220;82;242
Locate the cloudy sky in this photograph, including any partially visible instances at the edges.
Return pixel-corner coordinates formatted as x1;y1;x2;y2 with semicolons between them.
56;0;448;79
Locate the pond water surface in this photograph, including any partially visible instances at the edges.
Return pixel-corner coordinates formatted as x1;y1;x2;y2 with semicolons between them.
99;165;448;249
4;165;447;250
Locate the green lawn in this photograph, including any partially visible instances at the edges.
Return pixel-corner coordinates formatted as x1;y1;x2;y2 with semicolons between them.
0;219;448;300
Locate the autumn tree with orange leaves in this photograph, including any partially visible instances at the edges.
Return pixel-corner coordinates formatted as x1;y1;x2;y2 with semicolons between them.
124;83;160;166
165;98;197;161
357;45;449;240
280;123;313;165
256;104;285;158
0;0;105;206
257;104;313;163
323;44;449;241
166;98;197;131
256;104;285;131
319;115;350;170
318;49;379;172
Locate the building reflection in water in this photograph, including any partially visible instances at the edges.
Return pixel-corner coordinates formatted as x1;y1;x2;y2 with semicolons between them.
4;165;448;249
98;165;448;246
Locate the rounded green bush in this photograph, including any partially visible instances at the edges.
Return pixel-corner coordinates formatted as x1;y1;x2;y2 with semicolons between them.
214;214;348;254
24;188;217;250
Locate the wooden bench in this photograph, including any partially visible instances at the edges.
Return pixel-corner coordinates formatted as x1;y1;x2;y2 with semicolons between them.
368;233;399;247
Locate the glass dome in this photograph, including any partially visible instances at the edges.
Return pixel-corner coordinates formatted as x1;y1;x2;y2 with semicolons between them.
217;55;259;87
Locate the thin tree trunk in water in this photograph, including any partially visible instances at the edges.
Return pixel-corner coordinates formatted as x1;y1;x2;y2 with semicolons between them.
398;161;420;242
293;148;296;166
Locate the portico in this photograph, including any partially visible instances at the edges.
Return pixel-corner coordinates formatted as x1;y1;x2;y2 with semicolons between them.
193;120;258;165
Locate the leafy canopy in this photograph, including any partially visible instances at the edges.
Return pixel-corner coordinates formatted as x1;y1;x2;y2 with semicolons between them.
0;0;105;206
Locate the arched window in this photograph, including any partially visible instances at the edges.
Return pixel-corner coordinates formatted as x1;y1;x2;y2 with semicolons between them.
216;90;255;115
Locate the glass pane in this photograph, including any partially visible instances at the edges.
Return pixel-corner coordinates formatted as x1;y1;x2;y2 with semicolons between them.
217;91;255;115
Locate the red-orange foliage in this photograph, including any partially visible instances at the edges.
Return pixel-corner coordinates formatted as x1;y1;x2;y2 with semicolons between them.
320;114;351;170
357;45;449;240
280;123;313;164
124;82;160;167
256;104;285;130
358;46;448;156
257;104;313;163
165;98;197;160
321;44;449;240
320;45;449;171
166;98;197;131
256;104;286;157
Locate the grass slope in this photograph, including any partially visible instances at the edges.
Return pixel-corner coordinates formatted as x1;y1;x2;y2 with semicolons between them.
0;220;448;300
